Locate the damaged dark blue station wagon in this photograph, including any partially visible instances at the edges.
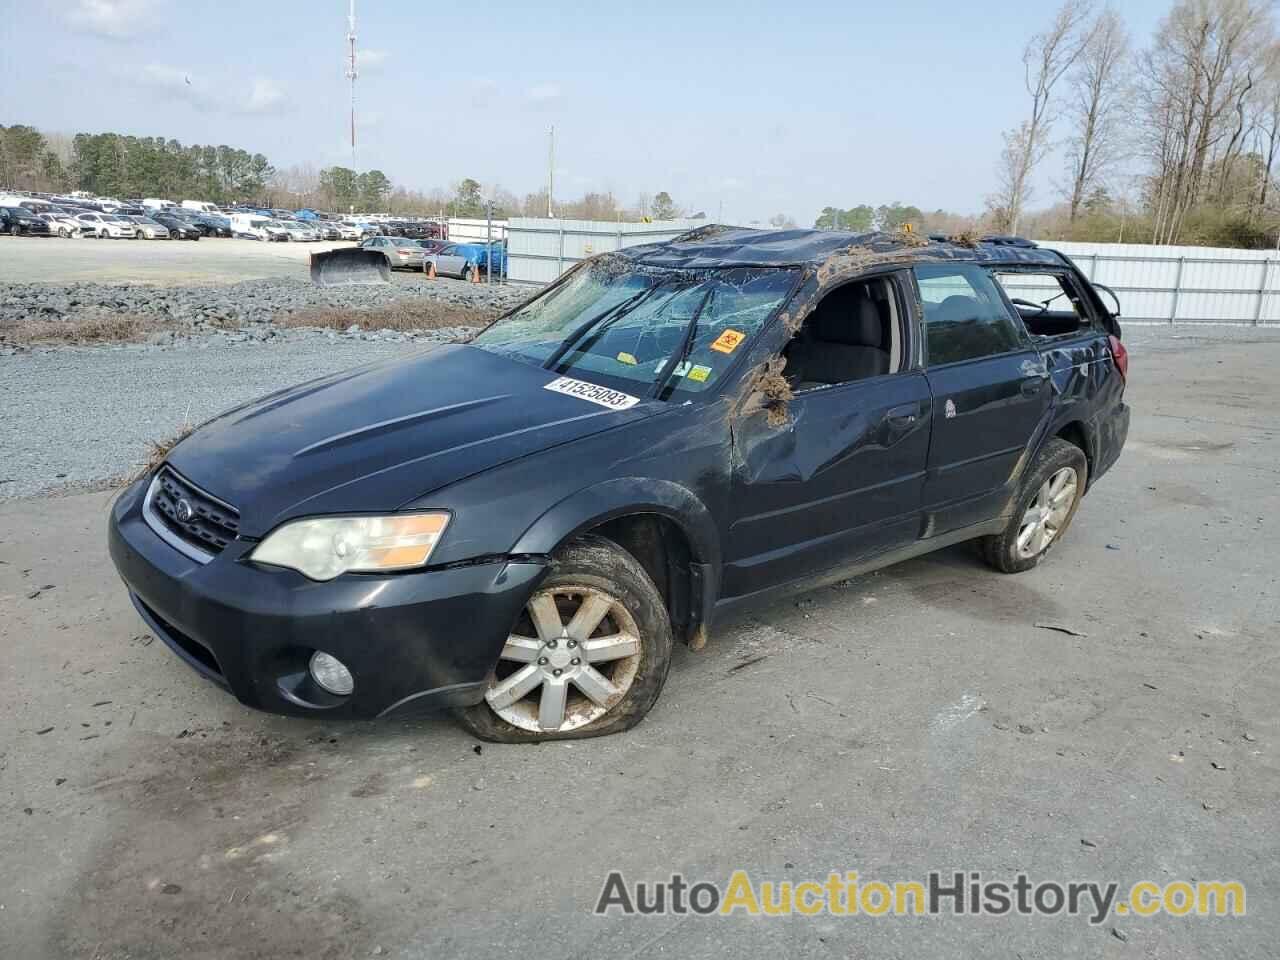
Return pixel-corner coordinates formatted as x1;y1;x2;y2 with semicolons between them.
109;227;1130;741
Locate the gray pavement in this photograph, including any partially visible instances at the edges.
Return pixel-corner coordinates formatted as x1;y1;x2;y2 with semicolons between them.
0;236;352;285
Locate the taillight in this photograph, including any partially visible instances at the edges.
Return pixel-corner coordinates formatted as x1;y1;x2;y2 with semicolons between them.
1108;335;1128;382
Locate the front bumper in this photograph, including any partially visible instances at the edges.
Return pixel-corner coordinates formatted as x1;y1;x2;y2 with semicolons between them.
108;476;547;719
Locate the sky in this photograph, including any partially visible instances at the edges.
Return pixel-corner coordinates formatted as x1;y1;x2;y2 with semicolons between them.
2;0;1175;224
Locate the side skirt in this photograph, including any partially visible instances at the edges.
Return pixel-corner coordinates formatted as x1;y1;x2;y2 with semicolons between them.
710;516;1007;622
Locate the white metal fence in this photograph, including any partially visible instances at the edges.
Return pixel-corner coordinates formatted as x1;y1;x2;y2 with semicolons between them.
447;217;509;244
506;218;710;284
506;221;1280;324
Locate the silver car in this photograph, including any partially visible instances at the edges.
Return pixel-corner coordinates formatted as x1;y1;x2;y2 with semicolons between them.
360;236;428;270
281;221;320;242
307;221;341;240
127;215;172;239
75;212;137;238
423;242;478;280
39;210;87;238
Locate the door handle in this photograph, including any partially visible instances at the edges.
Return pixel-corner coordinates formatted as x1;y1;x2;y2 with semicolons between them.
885;403;919;427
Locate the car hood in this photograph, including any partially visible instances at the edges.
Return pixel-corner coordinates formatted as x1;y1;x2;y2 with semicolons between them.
166;344;663;537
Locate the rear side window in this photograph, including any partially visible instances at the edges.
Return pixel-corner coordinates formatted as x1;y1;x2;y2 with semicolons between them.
914;263;1023;365
990;270;1094;339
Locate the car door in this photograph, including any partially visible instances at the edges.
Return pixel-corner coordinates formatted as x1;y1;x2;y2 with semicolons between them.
436;245;469;277
723;271;933;599
913;262;1052;536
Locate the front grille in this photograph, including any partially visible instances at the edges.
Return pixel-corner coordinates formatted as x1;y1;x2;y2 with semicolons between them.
149;467;240;556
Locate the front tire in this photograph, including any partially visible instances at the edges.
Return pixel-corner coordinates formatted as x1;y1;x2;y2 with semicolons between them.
980;438;1087;573
456;535;674;742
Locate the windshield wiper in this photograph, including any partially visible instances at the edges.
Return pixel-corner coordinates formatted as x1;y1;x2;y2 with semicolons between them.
543;285;658;372
651;287;716;399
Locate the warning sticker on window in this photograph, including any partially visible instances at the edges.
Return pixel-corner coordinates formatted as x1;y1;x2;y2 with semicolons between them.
710;329;746;354
687;365;712;383
544;377;641;411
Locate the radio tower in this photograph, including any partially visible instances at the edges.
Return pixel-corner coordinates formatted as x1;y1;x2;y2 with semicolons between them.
345;0;358;172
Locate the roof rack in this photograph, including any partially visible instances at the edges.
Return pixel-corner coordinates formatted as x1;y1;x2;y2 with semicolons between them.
979;235;1038;248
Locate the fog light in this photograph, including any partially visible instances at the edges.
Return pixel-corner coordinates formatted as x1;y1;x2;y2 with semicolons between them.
309;651;354;696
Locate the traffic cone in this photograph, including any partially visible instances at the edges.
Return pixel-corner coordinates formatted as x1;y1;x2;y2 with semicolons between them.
425;261;436;279
471;262;481;284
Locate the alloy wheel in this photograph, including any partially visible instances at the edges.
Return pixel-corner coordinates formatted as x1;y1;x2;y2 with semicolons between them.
485;586;643;733
1016;466;1078;559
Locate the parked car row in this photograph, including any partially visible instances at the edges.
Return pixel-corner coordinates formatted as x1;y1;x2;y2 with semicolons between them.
0;193;229;240
1;194;469;268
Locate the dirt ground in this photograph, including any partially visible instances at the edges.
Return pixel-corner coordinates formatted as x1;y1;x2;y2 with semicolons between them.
2;330;1278;958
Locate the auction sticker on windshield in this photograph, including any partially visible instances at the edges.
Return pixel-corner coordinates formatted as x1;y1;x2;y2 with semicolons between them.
544;377;642;411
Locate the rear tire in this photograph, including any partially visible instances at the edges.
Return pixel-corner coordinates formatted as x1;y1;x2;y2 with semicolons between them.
980;438;1088;574
456;535;674;742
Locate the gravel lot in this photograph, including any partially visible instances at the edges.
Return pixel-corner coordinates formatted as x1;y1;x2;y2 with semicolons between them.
0;275;526;342
1;324;1279;958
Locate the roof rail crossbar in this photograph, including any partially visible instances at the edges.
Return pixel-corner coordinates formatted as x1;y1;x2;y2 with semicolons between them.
979;235;1038;248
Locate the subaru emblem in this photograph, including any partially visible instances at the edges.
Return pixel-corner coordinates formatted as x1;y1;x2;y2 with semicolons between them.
175;499;194;522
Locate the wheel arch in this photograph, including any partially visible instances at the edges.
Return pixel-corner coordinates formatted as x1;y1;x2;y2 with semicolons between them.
510;478;722;646
1051;418;1094;483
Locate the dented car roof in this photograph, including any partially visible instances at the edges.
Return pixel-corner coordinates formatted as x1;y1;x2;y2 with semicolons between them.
615;225;1069;273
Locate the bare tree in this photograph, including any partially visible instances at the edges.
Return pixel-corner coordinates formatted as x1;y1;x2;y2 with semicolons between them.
1065;8;1130;220
991;0;1098;234
1254;47;1280;213
1139;0;1274;243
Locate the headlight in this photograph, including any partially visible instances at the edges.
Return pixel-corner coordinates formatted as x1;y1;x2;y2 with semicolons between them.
250;512;450;581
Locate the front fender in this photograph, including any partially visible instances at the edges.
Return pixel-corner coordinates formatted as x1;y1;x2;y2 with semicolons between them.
510;477;721;574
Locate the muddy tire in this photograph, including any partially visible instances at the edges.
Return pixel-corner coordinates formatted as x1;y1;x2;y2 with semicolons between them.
456;535;674;742
980;438;1088;574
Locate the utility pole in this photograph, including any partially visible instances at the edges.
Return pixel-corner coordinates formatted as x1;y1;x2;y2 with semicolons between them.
547;125;555;218
345;0;358;172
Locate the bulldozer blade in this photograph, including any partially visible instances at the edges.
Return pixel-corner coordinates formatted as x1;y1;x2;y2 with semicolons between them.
310;248;391;286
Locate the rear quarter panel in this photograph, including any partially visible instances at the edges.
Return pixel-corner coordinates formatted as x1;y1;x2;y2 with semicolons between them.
1034;329;1126;488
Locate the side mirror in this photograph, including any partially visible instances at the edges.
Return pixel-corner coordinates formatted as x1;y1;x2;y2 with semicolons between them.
1093;282;1121;318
